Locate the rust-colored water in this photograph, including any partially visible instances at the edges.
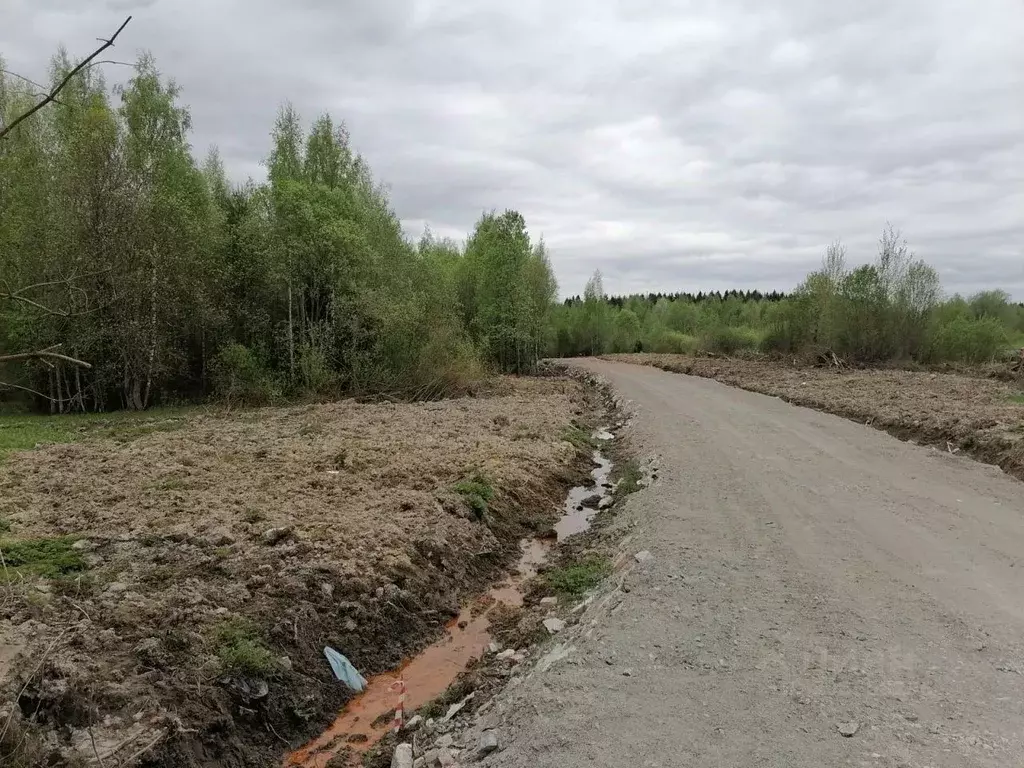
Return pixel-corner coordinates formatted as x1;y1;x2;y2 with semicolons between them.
285;540;542;768
286;431;613;767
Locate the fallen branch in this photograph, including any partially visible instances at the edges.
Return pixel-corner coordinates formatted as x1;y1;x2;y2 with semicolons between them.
0;16;132;141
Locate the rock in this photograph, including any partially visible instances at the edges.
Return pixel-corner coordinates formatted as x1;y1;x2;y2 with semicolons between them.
391;743;414;768
598;497;613;509
581;494;602;509
478;731;499;756
423;749;439;766
539;596;558;606
404;714;423;731
837;722;859;737
496;649;516;661
278;656;293;672
436;734;454;748
105;582;129;594
476;713;498;730
260;526;293;546
634;550;653;563
320;582;334;599
71;539;94;551
413;759;426;768
208;529;235;547
487;642;499;654
622;668;633;677
543;618;566;634
437;747;457;767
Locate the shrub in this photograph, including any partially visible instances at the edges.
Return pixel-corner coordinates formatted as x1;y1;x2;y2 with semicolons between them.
698;325;761;355
926;316;1008;364
0;536;86;579
211;343;282;406
644;330;697;355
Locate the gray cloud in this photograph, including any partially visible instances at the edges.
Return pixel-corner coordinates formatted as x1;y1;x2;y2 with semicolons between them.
3;0;1023;297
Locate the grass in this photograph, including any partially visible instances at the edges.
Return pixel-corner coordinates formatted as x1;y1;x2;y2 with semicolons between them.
544;555;612;596
613;459;643;499
561;424;596;451
213;619;275;676
0;407;194;460
1007;392;1024;405
452;473;494;519
0;535;86;580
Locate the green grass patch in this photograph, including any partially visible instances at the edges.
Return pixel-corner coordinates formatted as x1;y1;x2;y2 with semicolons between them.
561;424;596;451
0;536;86;579
613;459;643;499
213;619;275;676
452;473;494;519
0;408;193;460
1007;392;1024;405
544;555;612;596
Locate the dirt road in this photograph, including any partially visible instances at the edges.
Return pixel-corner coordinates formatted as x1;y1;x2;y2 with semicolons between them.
494;359;1024;768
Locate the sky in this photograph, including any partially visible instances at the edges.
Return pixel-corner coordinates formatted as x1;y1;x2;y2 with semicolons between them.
2;0;1023;298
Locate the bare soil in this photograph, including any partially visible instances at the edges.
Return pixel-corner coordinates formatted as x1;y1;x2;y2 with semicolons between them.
0;376;589;767
606;353;1024;480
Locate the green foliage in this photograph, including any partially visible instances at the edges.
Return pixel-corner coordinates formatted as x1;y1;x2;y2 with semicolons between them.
2;55;557;414
925;316;1007;364
213;619;275;675
614;459;644;499
561;425;596;451
0;536;86;579
452;473;494;519
554;227;1019;367
544;556;612;596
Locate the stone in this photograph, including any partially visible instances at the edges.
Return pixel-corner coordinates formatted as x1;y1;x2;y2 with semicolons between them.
106;582;129;594
260;526;293;546
278;656;293;672
488;642;499;654
71;539;94;551
837;722;859;737
496;649;516;661
320;582;334;598
543;617;566;634
413;759;426;768
436;734;454;748
478;731;500;756
539;596;558;606
437;747;457;767
581;494;602;509
391;743;414;768
634;550;653;563
404;714;423;730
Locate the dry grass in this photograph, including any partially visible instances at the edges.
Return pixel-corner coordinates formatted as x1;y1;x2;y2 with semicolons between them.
0;376;586;767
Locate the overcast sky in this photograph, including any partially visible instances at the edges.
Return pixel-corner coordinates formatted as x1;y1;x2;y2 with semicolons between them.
3;0;1023;297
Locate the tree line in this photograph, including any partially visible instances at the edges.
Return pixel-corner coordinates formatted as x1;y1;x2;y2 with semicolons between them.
0;48;555;412
552;230;1024;364
3;44;1019;415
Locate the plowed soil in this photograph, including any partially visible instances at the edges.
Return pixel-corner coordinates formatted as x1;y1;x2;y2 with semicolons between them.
0;376;588;767
604;353;1024;479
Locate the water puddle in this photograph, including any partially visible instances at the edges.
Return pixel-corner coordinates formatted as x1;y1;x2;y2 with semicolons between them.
285;429;614;767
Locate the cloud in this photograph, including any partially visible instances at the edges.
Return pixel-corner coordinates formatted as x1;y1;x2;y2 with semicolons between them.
3;0;1023;297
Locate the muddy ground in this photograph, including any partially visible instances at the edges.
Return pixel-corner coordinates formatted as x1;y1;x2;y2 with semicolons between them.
605;353;1024;480
0;376;591;768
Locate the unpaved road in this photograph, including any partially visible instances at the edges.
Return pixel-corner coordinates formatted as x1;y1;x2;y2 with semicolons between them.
495;359;1024;768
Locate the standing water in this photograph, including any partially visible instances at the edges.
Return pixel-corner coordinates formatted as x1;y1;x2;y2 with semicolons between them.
285;429;615;767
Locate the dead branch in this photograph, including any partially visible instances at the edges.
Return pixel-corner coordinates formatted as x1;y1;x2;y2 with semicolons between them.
0;16;132;141
0;345;92;368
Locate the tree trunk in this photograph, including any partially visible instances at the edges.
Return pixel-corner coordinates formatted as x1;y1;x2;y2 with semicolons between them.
142;260;158;409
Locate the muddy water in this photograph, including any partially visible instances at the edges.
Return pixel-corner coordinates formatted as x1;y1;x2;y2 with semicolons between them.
285;431;614;767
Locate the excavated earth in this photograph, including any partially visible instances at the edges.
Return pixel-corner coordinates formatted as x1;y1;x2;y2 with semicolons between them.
0;376;589;767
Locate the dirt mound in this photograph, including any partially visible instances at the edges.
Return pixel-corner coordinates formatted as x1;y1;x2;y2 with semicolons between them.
606;354;1024;480
0;377;588;767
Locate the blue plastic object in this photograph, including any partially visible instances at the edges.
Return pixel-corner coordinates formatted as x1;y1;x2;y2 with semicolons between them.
323;646;368;692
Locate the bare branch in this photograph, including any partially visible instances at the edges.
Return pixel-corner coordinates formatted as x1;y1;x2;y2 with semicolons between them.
0;380;59;400
0;344;92;368
0;16;132;141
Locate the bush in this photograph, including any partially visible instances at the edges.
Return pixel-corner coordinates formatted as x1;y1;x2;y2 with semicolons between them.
698;325;761;355
544;556;612;596
452;473;494;519
213;619;275;675
211;343;282;406
644;330;697;355
926;316;1008;364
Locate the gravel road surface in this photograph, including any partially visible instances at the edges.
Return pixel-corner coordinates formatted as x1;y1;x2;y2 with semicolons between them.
493;359;1024;768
